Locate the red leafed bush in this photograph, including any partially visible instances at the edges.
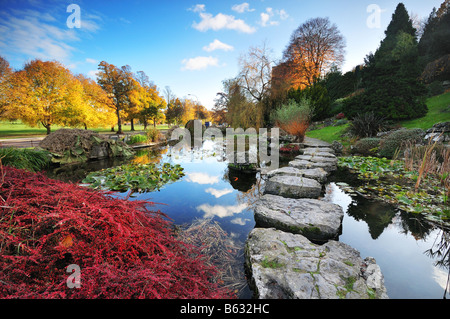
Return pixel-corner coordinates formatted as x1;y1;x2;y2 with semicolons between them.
0;166;234;299
279;144;300;153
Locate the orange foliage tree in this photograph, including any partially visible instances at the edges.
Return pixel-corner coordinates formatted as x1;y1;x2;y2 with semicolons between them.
281;17;346;90
7;59;85;135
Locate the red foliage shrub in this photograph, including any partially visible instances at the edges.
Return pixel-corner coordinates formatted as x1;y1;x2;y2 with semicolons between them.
279;144;300;153
336;113;345;119
0;166;234;299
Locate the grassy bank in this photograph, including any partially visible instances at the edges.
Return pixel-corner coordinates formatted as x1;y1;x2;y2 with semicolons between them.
306;91;450;145
0;121;170;139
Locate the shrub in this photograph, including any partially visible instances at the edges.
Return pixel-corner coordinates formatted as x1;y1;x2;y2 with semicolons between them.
353;138;381;156
127;134;148;145
379;128;425;158
272;99;313;142
348;112;388;138
336;112;345;119
0;147;51;172
146;127;161;142
0;166;233;299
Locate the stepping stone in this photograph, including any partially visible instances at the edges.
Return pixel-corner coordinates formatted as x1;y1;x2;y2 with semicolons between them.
266;166;328;183
264;175;322;199
302;147;335;156
253;194;344;242
245;228;389;299
289;160;336;173
295;155;338;165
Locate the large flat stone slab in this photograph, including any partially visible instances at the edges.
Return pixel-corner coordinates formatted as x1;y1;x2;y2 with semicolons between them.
295;155;338;165
302;147;335;156
289;160;336;173
264;175;322;199
266;166;328;183
245;228;389;299
254;194;344;242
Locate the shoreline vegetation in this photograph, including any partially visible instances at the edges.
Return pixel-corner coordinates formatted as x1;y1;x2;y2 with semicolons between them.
0;165;235;299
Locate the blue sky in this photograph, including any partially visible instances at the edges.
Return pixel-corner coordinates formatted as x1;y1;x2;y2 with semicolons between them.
0;0;443;109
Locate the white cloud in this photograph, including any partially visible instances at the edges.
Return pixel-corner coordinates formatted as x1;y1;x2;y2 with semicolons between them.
231;217;251;225
203;39;234;52
87;70;99;79
259;8;279;27
259;8;289;27
85;58;98;64
181;56;219;71
196;203;248;219
0;10;78;62
205;187;234;198
0;7;101;64
191;5;256;34
185;172;220;184
232;3;255;13
279;9;289;20
190;4;206;13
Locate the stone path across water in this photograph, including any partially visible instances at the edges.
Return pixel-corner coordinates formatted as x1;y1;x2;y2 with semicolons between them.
245;137;389;299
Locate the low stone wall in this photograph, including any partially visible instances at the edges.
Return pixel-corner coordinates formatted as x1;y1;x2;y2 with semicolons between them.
245;137;389;299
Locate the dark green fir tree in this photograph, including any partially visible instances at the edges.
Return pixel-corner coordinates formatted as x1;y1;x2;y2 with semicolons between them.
345;3;427;120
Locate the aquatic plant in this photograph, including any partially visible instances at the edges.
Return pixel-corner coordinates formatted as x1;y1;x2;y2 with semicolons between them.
82;162;185;193
0;147;51;172
0;166;233;299
338;156;450;226
127;134;148;145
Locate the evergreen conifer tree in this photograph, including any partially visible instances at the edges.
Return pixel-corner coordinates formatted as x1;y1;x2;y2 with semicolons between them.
345;3;427;120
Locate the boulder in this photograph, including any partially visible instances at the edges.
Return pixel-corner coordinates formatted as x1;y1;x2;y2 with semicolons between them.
295;155;338;165
245;228;389;299
264;175;322;199
266;166;328;183
289;159;336;173
302;147;335;155
253;194;344;242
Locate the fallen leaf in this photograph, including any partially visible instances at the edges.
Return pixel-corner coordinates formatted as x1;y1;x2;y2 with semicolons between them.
60;235;73;248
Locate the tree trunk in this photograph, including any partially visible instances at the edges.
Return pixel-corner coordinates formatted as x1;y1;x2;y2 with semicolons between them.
130;118;135;131
116;106;123;134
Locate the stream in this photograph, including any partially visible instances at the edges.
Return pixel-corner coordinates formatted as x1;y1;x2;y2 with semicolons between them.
45;141;450;299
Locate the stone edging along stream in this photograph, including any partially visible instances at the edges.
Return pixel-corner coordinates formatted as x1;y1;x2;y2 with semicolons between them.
244;137;389;299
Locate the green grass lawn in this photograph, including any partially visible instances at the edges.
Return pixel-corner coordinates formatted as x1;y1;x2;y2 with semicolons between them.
400;91;450;130
306;124;350;145
306;91;450;144
0;122;170;139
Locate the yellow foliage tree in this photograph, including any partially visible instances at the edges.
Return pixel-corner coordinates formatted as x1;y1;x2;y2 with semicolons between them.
76;74;116;129
8;59;85;135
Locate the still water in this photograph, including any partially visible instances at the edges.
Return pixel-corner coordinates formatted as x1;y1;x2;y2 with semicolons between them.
46;141;450;299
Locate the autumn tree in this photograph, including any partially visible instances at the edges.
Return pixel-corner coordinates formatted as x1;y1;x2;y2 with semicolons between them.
75;74;116;129
0;56;13;119
238;42;273;103
282;17;346;89
97;61;137;134
166;97;185;126
7;59;85;135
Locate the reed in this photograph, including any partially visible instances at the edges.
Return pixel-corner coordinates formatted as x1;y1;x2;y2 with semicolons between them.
0;147;51;172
